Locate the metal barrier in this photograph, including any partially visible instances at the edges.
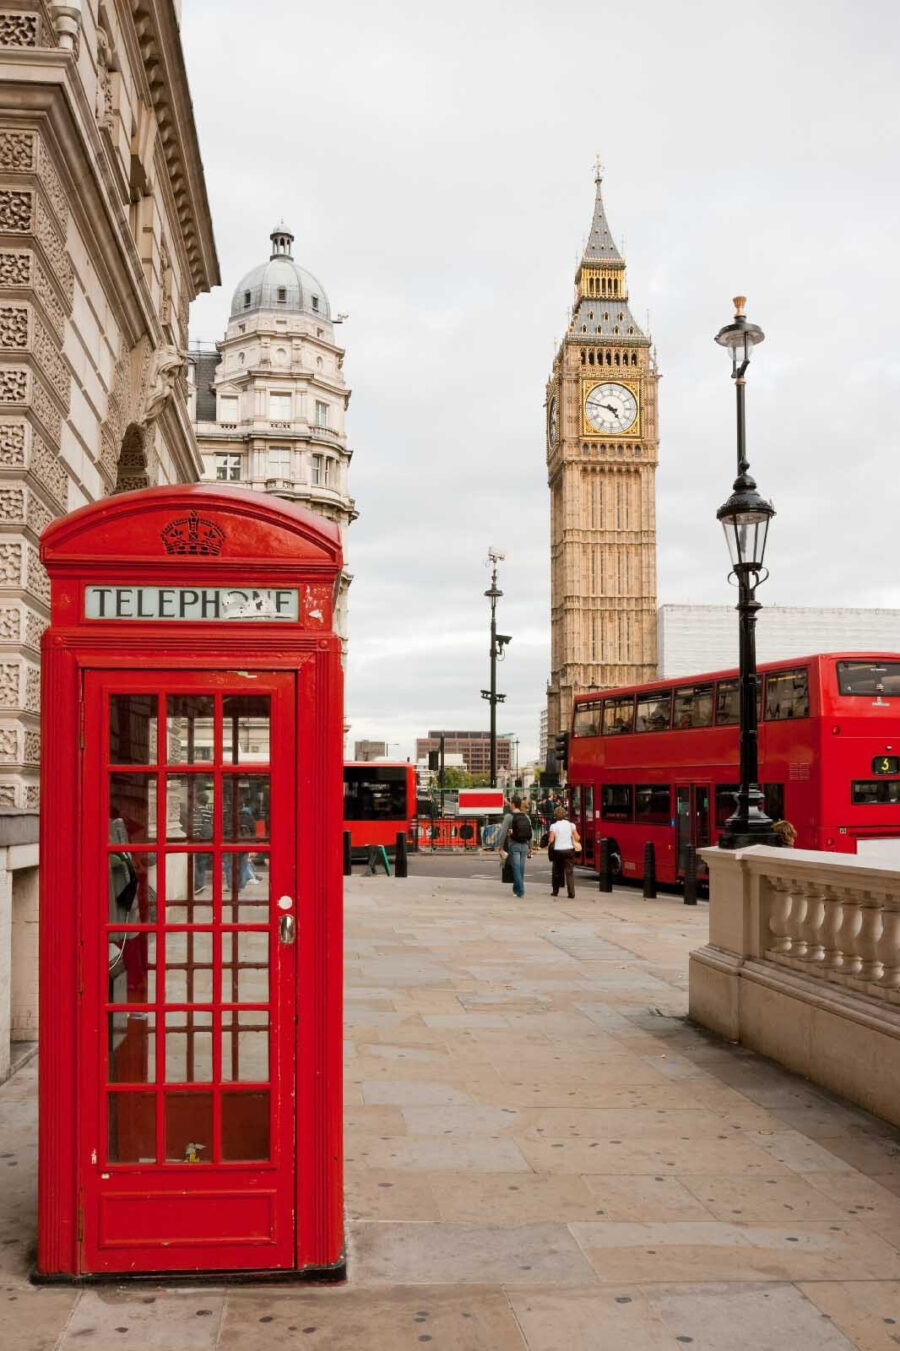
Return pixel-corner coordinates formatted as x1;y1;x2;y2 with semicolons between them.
416;817;481;851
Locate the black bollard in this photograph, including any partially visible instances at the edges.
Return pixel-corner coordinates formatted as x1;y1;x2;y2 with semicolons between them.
598;837;613;893
642;841;657;899
683;843;698;905
395;831;408;878
343;830;352;877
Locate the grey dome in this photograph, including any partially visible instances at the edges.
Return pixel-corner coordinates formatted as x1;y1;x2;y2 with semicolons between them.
230;224;331;321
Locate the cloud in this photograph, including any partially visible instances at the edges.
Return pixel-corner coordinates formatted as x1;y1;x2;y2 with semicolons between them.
184;0;900;761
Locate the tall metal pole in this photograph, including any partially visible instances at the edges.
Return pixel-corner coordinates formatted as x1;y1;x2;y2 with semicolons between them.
485;554;502;788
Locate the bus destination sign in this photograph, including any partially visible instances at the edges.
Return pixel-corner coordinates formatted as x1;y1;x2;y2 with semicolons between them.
85;586;299;622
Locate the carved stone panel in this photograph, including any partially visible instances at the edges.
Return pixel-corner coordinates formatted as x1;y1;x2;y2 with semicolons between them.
0;606;19;640
0;129;35;172
23;728;39;762
0;725;17;759
0;419;25;464
25;546;49;607
0;782;18;807
0;13;39;48
0;660;19;706
23;663;39;713
0;540;22;585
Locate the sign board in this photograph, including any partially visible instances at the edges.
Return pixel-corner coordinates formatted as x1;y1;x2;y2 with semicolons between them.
458;788;505;815
85;586;299;621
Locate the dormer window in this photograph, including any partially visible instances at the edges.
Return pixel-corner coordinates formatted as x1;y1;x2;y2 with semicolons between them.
243;291;251;309
277;287;287;304
311;296;319;312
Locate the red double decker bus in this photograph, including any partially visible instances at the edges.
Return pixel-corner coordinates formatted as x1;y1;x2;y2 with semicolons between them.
342;761;417;854
568;653;900;885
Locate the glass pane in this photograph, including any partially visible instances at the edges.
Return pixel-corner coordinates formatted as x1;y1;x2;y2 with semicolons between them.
635;692;672;733
108;931;156;1005
221;930;269;1005
223;696;271;764
164;930;213;1004
109;774;157;843
166;696;214;764
222;1010;269;1082
110;694;157;765
163;852;213;925
108;1092;156;1164
221;1091;270;1161
764;668;809;721
108;847;156;927
222;851;269;924
165;1091;213;1163
108;1011;156;1083
165;775;214;843
165;1010;213;1083
222;776;269;842
602;696;634;735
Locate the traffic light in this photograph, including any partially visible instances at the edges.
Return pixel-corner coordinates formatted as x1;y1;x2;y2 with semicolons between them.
428;750;440;770
553;731;569;769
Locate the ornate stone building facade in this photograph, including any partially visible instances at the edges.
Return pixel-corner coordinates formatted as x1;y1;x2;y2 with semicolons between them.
189;223;356;641
546;169;659;738
0;0;217;1078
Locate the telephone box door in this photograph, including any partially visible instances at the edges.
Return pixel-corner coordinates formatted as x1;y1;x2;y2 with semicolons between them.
82;670;297;1274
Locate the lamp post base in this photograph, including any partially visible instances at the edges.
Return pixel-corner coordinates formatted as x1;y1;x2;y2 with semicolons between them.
718;787;781;850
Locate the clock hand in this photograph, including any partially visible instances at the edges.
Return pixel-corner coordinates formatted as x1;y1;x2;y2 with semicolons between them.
602;404;619;416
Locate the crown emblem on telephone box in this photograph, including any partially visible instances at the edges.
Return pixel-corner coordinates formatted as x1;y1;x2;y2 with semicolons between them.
160;512;226;556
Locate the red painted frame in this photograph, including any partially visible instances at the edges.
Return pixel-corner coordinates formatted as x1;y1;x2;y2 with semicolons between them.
568;652;900;885
38;485;344;1279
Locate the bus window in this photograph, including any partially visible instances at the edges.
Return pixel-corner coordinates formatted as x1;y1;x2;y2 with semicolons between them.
716;679;761;726
601;784;632;821
343;767;407;821
764;783;785;820
570;785;582;814
573;701;602;737
635;691;671;733
602;696;634;735
673;685;714;729
765;668;809;720
852;780;900;805
634;784;670;824
715;784;739;828
838;661;900;697
716;680;739;726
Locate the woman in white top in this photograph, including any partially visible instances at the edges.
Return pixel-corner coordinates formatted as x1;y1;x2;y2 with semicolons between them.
548;805;580;899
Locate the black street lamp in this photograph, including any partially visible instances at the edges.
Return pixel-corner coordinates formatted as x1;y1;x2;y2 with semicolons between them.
483;548;510;787
715;297;780;849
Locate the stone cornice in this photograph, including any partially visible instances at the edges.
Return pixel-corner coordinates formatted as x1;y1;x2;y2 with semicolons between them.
130;0;219;294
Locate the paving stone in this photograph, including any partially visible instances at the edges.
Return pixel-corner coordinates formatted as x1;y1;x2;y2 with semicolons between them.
351;1220;597;1284
59;1290;225;1350
507;1286;681;1349
645;1281;858;1350
798;1279;900;1351
0;1284;79;1351
219;1285;527;1349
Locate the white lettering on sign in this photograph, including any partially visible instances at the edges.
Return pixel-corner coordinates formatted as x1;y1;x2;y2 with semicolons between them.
84;586;299;621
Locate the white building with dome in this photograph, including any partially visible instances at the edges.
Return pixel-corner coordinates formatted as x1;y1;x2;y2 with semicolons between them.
188;223;356;639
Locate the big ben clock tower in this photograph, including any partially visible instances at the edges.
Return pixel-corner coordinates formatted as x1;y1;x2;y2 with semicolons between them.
546;167;659;741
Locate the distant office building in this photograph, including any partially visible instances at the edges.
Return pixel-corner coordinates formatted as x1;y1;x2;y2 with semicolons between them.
539;709;548;765
415;731;512;776
353;740;387;761
658;605;900;679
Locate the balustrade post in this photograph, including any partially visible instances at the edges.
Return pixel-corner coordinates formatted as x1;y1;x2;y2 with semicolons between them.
789;884;809;960
820;885;846;972
855;892;885;984
876;895;900;991
798;881;827;964
766;877;795;957
834;893;864;979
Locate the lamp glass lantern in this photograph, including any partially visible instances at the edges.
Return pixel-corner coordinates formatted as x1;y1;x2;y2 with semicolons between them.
714;296;765;376
716;486;775;574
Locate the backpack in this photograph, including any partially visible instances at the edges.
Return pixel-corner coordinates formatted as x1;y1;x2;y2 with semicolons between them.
511;812;533;844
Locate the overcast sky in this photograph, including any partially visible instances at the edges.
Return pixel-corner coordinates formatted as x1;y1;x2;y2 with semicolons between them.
183;0;900;764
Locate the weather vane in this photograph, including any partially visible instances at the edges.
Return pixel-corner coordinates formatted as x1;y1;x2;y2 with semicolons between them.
594;154;604;182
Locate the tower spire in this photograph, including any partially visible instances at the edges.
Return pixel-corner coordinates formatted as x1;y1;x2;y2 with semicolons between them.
583;164;623;264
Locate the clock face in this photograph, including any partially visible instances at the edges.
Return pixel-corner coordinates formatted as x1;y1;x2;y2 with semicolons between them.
548;396;559;447
584;382;638;434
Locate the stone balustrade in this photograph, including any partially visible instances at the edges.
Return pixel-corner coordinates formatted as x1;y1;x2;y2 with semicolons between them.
690;844;900;1127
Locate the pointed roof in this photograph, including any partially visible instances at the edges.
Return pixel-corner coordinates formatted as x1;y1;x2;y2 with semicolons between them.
583;167;623;264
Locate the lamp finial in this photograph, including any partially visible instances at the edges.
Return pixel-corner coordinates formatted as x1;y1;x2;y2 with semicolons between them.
733;296;747;317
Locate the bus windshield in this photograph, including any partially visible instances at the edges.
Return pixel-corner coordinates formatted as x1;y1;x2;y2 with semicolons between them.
837;661;900;697
343;766;408;821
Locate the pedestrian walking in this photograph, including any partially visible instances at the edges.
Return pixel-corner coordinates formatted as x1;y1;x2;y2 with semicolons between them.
549;805;580;899
498;795;533;898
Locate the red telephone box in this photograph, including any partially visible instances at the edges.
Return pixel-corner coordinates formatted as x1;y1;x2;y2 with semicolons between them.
37;485;344;1280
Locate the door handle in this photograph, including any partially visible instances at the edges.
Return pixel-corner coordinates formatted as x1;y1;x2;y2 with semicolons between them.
279;914;296;945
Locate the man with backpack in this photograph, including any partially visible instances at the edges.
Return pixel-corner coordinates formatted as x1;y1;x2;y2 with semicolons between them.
499;795;533;898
